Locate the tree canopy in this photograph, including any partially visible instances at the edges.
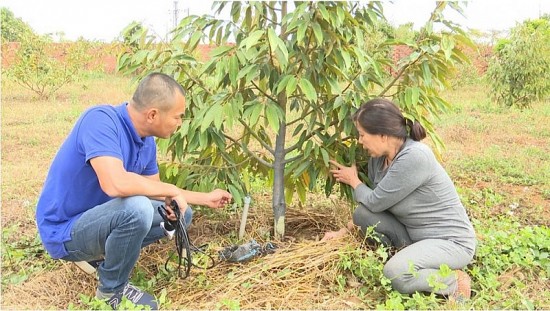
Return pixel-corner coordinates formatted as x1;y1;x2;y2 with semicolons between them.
118;1;472;239
488;16;550;108
1;7;35;42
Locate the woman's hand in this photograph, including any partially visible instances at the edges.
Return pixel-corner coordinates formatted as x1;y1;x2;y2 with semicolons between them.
329;160;362;189
321;227;348;241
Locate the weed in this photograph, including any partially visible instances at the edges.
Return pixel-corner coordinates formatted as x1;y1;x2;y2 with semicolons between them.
1;224;56;286
470;218;549;309
74;294;154;310
216;298;241;310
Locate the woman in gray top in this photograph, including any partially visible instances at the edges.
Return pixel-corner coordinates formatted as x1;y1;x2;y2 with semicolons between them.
323;98;476;300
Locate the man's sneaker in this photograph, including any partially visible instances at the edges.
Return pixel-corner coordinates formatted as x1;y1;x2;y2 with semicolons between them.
74;259;103;274
106;283;158;310
450;269;472;303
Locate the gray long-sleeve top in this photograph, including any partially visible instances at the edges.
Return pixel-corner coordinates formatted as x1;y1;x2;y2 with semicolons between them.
353;138;476;253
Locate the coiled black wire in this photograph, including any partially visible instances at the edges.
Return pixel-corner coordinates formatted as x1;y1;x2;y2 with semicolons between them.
158;201;216;279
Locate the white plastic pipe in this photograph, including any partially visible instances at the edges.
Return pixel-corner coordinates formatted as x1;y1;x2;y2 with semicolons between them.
238;196;252;239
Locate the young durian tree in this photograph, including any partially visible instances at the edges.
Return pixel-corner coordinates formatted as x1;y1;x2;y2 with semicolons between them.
118;1;472;240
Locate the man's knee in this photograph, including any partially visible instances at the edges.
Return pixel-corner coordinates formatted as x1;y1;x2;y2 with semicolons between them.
121;196;154;230
182;206;193;228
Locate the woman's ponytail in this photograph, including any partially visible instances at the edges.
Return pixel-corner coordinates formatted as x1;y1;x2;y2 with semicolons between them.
408;119;426;141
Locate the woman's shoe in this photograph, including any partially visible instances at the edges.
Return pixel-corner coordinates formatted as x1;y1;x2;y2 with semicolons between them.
451;269;472;302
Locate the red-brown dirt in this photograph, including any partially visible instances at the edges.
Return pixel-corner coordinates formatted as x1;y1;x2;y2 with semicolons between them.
2;42;492;75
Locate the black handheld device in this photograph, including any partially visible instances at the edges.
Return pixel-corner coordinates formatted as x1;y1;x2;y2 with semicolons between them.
157;200;215;278
158;200;179;231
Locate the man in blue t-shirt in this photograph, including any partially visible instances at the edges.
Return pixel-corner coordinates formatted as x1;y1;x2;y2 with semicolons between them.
36;72;232;309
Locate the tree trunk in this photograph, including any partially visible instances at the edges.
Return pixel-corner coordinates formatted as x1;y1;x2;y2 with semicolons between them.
273;4;288;239
272;121;286;240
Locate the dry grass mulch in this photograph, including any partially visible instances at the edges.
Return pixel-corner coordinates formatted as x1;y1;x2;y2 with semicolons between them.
2;204;376;310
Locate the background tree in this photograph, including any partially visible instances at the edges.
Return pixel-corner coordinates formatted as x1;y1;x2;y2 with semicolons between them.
1;7;34;42
4;32;93;99
2;7;95;99
487;16;550;108
118;1;472;239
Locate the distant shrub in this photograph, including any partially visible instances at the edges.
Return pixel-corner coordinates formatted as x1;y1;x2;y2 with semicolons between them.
3;33;93;99
487;18;550;108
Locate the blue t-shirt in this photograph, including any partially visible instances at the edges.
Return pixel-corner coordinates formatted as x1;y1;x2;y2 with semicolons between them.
35;103;159;259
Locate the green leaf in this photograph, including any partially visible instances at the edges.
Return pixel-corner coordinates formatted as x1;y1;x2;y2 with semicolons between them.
276;75;292;95
244;6;252;29
249;102;263;125
198;131;208;149
284;183;294;205
223;102;235;128
405;87;420;107
441;35;454;60
341;50;351;69
229;55;239;86
336;6;345;25
265;102;281;133
327;77;342;95
236;64;257;82
338;102;349;122
320;148;329;166
274;48;289;71
228;184;243;206
422;61;432;86
292;160;310;179
175;170;189;188
286;76;298;95
216;27;223;44
312;22;323;45
187;31;202;50
267;28;289;69
231;2;241;23
267;28;279;54
297;22;307;43
212;104;224;129
299;78;317;102
303;140;313;158
200;104;217;131
318;4;330;21
354;27;365;51
134;50;149;64
242;29;264;51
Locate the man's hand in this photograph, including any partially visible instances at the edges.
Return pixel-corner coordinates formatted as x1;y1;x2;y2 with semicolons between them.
329;160;362;189
165;194;188;221
204;189;232;209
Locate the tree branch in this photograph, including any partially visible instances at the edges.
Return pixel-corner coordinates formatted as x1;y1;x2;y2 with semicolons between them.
377;51;424;98
287;106;314;126
285;119;339;154
224;132;273;168
238;119;275;155
283;154;302;165
265;2;282;12
251;80;279;105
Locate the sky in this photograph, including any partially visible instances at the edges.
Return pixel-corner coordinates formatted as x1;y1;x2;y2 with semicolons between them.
1;0;549;42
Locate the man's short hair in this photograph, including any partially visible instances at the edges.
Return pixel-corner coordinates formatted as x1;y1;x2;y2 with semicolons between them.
132;73;186;112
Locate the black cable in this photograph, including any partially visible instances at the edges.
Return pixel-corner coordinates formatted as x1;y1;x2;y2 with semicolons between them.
158;201;216;279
